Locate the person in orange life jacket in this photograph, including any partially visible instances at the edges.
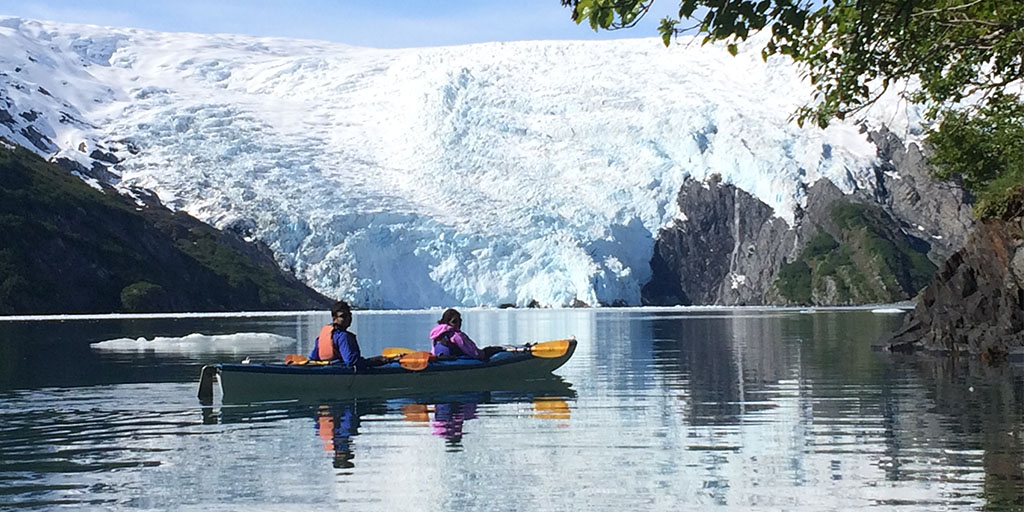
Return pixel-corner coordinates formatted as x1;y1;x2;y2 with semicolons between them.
428;308;503;361
309;301;386;368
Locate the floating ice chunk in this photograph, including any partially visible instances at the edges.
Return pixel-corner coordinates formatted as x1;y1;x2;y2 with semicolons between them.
91;332;296;353
871;308;906;314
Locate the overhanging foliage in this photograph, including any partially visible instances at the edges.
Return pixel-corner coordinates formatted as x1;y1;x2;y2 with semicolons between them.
562;0;1024;218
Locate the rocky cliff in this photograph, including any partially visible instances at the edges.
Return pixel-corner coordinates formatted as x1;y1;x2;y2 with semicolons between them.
642;174;797;305
884;216;1024;358
643;129;975;306
867;127;975;264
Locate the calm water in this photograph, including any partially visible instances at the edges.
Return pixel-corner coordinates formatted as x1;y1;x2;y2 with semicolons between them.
1;308;1022;510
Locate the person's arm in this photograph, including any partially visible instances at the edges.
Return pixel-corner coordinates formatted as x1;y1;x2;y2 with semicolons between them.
452;331;486;360
309;336;320;360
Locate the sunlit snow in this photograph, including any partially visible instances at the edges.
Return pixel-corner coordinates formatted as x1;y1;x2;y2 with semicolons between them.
0;17;924;308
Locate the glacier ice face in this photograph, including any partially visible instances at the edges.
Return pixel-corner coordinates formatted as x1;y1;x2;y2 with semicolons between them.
0;17;924;308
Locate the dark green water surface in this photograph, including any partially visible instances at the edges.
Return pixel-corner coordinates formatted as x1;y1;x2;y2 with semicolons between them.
1;308;1021;510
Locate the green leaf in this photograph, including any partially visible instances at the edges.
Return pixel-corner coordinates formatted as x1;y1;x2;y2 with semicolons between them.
573;0;594;26
658;17;679;46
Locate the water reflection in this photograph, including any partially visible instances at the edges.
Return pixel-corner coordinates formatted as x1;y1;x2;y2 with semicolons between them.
314;401;387;470
397;395;572;449
421;399;479;447
393;383;577;451
623;309;1024;508
3;310;1024;510
201;380;577;472
641;310;799;424
900;357;1024;509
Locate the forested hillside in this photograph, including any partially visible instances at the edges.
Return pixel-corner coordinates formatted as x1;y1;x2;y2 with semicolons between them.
0;141;331;314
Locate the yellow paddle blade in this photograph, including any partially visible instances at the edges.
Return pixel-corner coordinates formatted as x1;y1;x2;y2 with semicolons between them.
382;346;416;358
284;354;308;365
399;351;432;371
529;339;571;358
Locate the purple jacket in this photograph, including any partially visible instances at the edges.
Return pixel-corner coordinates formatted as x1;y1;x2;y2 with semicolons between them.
429;323;485;360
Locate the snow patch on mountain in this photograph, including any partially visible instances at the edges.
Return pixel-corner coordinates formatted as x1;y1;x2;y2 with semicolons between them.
0;16;924;308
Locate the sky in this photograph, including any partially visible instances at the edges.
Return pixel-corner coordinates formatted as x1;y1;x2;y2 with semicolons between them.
0;0;680;48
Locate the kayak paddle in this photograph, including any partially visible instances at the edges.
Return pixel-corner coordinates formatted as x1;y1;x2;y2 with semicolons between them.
284;354;308;365
381;347;433;370
397;351;432;371
283;355;333;365
382;346;416;358
524;339;573;358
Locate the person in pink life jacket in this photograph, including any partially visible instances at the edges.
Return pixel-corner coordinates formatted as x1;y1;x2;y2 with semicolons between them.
429;308;502;360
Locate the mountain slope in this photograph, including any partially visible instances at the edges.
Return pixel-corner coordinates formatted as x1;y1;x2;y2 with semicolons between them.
0;140;330;314
0;16;929;307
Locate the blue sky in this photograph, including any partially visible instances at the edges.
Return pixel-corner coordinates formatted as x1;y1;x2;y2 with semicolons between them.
0;0;679;48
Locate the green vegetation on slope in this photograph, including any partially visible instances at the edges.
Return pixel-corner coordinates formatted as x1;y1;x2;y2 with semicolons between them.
0;142;330;314
775;202;936;305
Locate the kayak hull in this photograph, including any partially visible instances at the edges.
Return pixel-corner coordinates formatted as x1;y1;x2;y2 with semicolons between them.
200;339;576;403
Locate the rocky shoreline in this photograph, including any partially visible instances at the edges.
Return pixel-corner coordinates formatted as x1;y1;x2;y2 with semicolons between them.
882;216;1024;359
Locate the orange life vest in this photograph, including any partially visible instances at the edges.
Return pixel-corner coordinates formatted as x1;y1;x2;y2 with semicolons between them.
317;324;337;360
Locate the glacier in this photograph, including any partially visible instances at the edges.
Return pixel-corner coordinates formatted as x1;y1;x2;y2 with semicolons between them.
0;16;924;308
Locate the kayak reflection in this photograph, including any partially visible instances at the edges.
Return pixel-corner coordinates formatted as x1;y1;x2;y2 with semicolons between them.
204;376;576;465
399;392;573;449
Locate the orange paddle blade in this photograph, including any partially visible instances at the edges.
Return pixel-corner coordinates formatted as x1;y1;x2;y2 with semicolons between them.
382;346;416;359
399;351;432;371
284;354;309;365
529;339;571;358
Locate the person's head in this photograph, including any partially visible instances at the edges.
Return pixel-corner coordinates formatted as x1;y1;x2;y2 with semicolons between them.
331;301;352;329
438;308;462;328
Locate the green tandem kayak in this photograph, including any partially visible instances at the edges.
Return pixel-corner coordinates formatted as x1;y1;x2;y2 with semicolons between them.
198;338;577;403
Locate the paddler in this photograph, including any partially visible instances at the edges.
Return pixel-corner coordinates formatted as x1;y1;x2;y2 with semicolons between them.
309;301;387;368
429;308;503;360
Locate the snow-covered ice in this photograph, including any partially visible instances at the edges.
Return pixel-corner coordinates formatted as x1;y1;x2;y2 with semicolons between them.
90;332;296;353
0;17;924;308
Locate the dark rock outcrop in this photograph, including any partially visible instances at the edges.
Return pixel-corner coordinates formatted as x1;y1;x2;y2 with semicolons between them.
644;129;971;306
642;174;796;305
884;218;1024;358
52;156;119;185
18;125;54;152
88;148;120;164
869;127;975;263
